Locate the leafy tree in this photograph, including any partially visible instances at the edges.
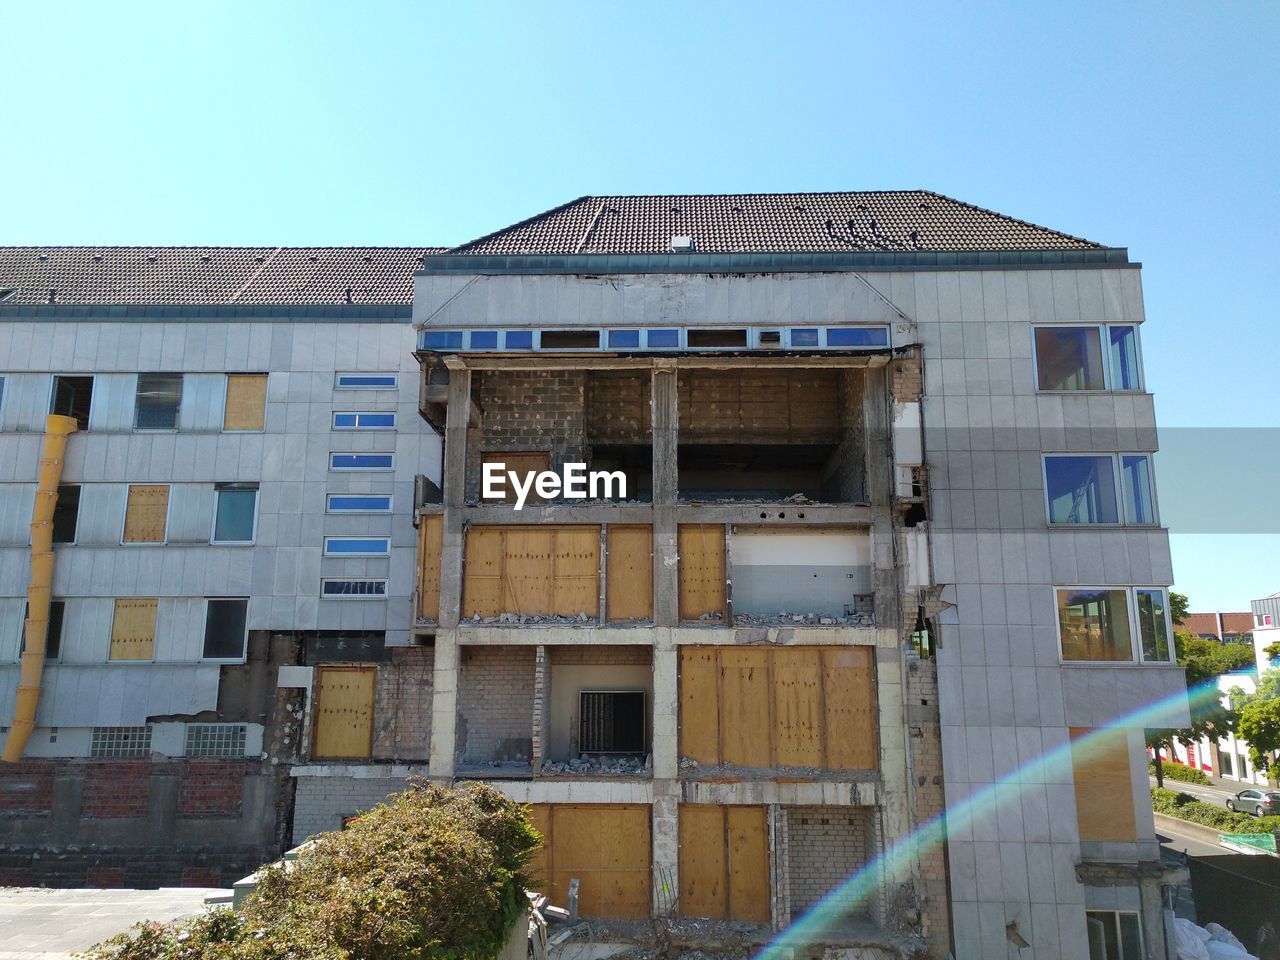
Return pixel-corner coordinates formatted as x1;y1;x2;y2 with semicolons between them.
1232;668;1280;777
1169;591;1191;626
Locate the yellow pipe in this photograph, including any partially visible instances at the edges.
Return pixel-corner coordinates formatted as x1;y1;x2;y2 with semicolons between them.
2;414;77;762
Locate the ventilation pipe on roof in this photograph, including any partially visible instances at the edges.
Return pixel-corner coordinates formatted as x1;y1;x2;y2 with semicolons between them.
2;414;77;762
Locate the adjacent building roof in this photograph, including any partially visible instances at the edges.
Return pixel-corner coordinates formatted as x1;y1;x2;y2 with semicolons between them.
0;247;445;306
1181;612;1256;638
451;191;1105;256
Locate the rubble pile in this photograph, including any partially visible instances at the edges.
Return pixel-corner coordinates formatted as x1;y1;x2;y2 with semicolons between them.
470;612;592;625
733;610;875;627
541;753;652;776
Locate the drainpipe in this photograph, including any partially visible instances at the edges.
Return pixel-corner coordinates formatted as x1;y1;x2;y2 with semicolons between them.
2;414;77;762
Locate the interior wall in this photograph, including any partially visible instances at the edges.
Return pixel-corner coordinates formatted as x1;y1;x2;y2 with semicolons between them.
547;645;652;762
455;645;536;764
730;528;872;617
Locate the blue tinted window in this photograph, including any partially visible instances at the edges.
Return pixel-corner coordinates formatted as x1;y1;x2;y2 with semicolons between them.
504;331;534;349
469;331;498;349
1109;325;1141;391
826;327;889;347
327;494;392;513
333;411;396;430
323;537;390;556
790;328;819;347
646;329;679;348
608;329;641;349
422;331;464;350
335;374;398;389
1044;455;1119;524
1121;455;1156;524
330;453;395;470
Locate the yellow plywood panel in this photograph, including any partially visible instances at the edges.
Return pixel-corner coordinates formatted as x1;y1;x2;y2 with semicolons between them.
822;647;878;771
108;598;156;661
1070;727;1137;842
552;527;600;617
679;647;720;764
122;484;169;543
726;806;770;923
607;525;652;621
678;524;724;621
772;647;824;767
223;374;267;431
719;648;772;768
416;515;442;621
542;805;651;919
679;805;727;919
313;666;375;759
481;452;550;504
502;527;554;614
462;526;505;618
526;804;552;893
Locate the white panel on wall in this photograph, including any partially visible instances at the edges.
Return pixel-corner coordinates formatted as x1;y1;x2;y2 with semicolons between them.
59;597;115;663
167;484;213;543
0;662;221;726
0;484;35;544
86;374;138;432
155;597;206;661
0;597;26;661
178;374;227;432
76;484;128;544
0;374;52;432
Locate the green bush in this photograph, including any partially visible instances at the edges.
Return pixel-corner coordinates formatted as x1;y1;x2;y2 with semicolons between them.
1150;787;1280;835
86;781;540;960
1149;760;1211;785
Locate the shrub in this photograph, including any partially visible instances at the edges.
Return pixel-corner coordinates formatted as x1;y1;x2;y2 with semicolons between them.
86;781;540;960
1149;760;1211;786
1150;787;1280;835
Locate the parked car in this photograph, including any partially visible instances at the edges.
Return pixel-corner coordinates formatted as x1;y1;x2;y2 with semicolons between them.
1225;789;1280;816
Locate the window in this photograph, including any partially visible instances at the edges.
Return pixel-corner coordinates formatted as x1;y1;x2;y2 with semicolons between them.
321;579;389;598
1056;587;1175;663
335;373;399;390
330;453;395;471
223;373;267;431
109;598;157;660
326;494;392;514
469;331;498;349
579;691;646;753
422;330;464;350
504;331;533;349
1034;325;1141;392
122;484;169;543
1043;454;1157;525
323;537;391;557
645;329;678;348
212;483;258;543
134;373;182;430
687;329;748;348
790;328;819;347
607;330;641;349
90;725;152;758
541;329;601;349
332;411;396;430
19;599;64;660
1086;910;1142;960
52;484;80;543
826;326;890;347
202;598;248;659
1221;751;1235;777
1258;613;1274;627
185;723;247;758
50;375;93;429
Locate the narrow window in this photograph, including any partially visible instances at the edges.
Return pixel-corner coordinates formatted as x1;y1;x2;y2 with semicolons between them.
50;375;93;429
335;373;399;389
504;331;533;349
540;329;601;349
687;329;747;348
1057;588;1132;661
826;326;889;347
202;598;248;659
1034;327;1105;391
469;331;499;349
109;598;157;660
607;330;641;349
1108;325;1141;391
1044;456;1119;524
332;411;396;430
1221;751;1234;777
122;484;169;543
134;373;183;430
213;483;258;543
52;484;80;543
323;537;390;557
579;691;646;753
19;599;64;659
326;494;392;513
421;330;464;350
330;453;395;471
1136;588;1172;662
790;328;819;347
321;579;389;598
223;374;267;431
645;329;679;348
1120;455;1156;524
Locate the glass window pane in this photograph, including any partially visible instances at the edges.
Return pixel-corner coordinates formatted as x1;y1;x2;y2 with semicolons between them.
1137;589;1171;662
1035;327;1105;390
1058;588;1133;661
1109;325;1141;391
324;537;390;556
422;331;463;350
1118;913;1142;960
214;487;257;542
607;330;640;349
135;374;182;430
327;495;392;513
51;376;94;429
52;485;80;543
203;599;248;659
826;326;889;347
1045;456;1119;524
791;328;819;347
645;329;679;348
469;331;498;349
1120;455;1155;524
504;330;533;349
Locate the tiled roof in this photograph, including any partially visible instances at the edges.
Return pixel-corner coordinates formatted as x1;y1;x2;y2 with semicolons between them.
451;191;1105;255
1181;612;1255;636
0;247;446;306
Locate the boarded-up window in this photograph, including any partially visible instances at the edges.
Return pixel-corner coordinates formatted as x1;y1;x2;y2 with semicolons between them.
481;452;550;503
679;805;770;923
122;484;169;543
679;646;877;771
313;666;376;759
1069;727;1137;842
462;525;599;618
109;598;157;661
417;514;443;621
527;804;650;918
607;525;652;621
678;524;724;621
223;374;267;431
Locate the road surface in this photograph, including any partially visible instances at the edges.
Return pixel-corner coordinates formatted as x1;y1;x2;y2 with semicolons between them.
1150;776;1248;807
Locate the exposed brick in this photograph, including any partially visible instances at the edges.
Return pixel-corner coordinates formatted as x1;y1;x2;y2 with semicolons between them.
87;866;125;888
786;805;874;919
548;644;651;666
0;760;54;814
373;647;435;760
456;645;535;764
178;761;246;817
82;761;150;818
181;866;222;887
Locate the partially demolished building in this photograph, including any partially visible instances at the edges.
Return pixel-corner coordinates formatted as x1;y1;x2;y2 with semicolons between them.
0;193;1189;959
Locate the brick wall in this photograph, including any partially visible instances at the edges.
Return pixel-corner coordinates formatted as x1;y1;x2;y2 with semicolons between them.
891;349;924;402
785;805;874;919
82;761;151;818
0;847;267;889
291;774;410;843
0;760;54;814
373;647;434;760
548;644;652;665
177;761;245;817
456;645;536;763
906;651;951;955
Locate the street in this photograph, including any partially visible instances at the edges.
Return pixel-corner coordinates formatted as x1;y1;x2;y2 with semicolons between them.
1150;776;1248;807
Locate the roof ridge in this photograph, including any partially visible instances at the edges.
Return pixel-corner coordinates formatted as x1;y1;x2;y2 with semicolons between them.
449;195;594;253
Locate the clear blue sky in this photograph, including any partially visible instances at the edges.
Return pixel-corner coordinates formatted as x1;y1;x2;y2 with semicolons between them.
3;1;1276;610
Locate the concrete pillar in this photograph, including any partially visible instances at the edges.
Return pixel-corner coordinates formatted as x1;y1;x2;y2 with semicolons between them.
427;630;460;779
438;365;471;629
531;645;548;776
863;367;898;631
651;362;679;626
650;628;679;915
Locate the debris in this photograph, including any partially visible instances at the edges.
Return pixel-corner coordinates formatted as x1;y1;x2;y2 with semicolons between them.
733;610;875;627
541;754;649;776
544;906;570;923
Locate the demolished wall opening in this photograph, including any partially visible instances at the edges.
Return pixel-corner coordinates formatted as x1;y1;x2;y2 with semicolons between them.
543;645;652;775
729;527;873;625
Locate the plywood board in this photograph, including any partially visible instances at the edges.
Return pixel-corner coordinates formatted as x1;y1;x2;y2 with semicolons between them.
606;525;653;621
679;804;727;918
526;803;552;892
223;374;267;431
679;647;720;764
481;451;549;504
313;666;375;759
772;647;824;767
535;804;651;918
416;515;442;621
108;598;157;661
726;806;770;923
552;527;600;617
678;524;724;621
122;484;169;543
718;648;771;768
1070;727;1137;842
463;525;601;618
462;526;505;617
822;647;878;771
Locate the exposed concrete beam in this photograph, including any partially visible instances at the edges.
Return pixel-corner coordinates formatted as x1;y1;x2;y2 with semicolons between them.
417;503;877;526
444;354;891;372
651;362;679;626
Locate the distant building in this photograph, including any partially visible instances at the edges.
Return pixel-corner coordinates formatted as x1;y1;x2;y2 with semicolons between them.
1180;610;1255;646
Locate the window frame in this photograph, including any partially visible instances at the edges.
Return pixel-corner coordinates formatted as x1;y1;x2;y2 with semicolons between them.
52;484;81;544
222;372;268;433
335;373;399;390
201;597;250;662
1054;585;1176;665
19;598;65;661
323;536;391;557
325;493;393;514
1041;453;1159;527
329;452;395;472
0;374;6;428
120;483;171;545
331;411;397;431
1031;323;1144;393
133;372;184;432
211;483;259;545
1085;909;1143;960
320;578;390;598
48;374;95;430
